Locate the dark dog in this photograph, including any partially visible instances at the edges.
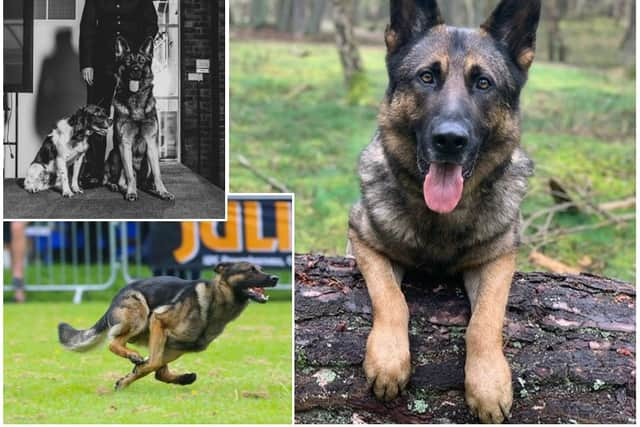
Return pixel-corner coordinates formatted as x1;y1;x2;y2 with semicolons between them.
348;0;540;422
24;105;111;197
58;262;278;390
108;36;173;201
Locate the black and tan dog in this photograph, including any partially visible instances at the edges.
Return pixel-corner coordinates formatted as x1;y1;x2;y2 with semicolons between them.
23;105;111;197
107;35;174;201
58;262;278;389
348;0;540;423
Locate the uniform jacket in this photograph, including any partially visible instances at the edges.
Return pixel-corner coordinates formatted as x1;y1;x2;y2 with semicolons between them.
80;0;158;74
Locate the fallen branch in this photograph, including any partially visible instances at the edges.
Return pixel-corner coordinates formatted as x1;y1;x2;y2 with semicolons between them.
529;250;581;274
524;212;635;246
295;254;635;424
236;154;291;193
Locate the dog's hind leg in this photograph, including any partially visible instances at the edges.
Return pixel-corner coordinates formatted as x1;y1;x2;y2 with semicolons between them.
114;309;169;390
108;291;149;366
154;350;197;386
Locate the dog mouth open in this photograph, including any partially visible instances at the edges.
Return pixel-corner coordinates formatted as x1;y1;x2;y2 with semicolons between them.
423;162;464;214
239;276;279;303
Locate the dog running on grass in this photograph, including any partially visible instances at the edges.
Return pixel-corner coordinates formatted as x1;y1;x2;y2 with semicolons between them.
348;0;540;422
58;262;278;390
23;105;111;197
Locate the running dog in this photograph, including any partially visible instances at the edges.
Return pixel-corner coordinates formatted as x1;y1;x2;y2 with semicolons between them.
23;105;111;197
58;262;278;390
109;35;174;201
348;0;540;422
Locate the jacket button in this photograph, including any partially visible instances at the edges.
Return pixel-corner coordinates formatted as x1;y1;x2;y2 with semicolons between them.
116;4;120;8
116;31;121;35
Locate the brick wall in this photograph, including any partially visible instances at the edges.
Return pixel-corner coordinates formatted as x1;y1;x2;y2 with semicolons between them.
180;0;225;189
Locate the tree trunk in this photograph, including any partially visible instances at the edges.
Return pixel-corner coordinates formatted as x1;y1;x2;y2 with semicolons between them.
250;0;269;29
276;0;293;32
620;0;635;65
305;0;328;34
295;254;635;424
332;0;366;102
291;1;307;37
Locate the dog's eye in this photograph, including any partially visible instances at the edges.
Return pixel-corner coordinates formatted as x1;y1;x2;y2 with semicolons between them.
419;71;435;85
475;77;492;91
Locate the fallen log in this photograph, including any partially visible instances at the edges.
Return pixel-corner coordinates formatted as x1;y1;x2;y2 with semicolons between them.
295;254;635;424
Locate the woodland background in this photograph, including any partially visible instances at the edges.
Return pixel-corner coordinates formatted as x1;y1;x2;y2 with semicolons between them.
229;0;636;282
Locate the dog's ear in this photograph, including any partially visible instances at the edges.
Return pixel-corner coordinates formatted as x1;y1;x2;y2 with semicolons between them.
139;36;154;58
115;36;130;58
481;0;541;71
386;0;444;54
214;262;234;275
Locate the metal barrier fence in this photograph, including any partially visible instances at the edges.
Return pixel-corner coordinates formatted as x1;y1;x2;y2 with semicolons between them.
3;222;291;303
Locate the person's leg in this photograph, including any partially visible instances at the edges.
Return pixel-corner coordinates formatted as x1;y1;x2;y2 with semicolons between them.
82;72;115;187
10;222;27;303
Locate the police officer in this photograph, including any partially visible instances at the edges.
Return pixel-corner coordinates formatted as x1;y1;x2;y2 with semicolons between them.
79;0;158;188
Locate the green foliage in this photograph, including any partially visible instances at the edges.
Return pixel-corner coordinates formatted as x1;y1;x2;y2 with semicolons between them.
3;301;292;423
230;41;635;282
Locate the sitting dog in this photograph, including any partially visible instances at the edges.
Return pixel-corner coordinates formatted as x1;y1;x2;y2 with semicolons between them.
109;35;174;201
58;262;278;390
23;105;111;197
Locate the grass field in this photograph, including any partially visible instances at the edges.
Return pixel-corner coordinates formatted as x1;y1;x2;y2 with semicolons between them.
229;39;635;282
3;299;291;423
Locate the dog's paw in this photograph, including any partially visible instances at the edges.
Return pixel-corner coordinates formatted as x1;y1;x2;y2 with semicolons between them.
71;186;83;194
465;352;513;424
159;190;175;201
125;191;138;201
107;183;119;192
128;354;147;366
62;190;74;198
363;326;411;401
177;373;197;385
114;376;129;391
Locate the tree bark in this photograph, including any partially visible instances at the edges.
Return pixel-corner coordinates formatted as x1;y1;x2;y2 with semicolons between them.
305;0;328;34
249;0;269;29
332;0;365;95
295;254;635;424
620;0;635;65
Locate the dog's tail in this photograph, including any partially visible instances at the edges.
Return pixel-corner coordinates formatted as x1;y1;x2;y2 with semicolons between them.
58;313;109;352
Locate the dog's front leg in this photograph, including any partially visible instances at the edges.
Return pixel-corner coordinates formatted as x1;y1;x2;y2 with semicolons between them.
56;157;74;198
463;251;515;423
144;133;175;201
71;153;85;194
115;312;167;390
349;229;410;401
118;141;138;201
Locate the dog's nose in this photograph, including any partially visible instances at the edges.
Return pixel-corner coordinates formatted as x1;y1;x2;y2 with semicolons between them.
432;122;469;153
269;275;279;284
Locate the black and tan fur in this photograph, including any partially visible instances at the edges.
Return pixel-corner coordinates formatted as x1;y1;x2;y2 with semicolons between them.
58;262;278;390
107;36;173;201
23;105;111;197
348;0;540;423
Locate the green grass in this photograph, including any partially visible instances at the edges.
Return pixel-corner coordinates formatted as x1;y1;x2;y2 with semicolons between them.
4;300;292;423
230;40;635;282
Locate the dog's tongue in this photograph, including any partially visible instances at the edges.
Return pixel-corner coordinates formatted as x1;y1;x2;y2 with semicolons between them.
129;80;140;92
423;163;464;214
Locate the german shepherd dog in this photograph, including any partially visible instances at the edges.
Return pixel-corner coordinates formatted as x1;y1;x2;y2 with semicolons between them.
23;105;111;197
107;36;174;201
58;262;278;390
348;0;540;422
